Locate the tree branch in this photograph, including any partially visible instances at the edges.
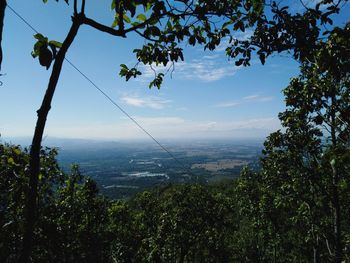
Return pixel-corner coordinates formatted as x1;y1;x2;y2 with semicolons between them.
82;17;126;37
81;0;85;14
74;0;77;15
135;29;160;42
0;0;6;73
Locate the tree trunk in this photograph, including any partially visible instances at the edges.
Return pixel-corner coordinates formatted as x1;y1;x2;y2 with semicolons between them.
330;95;342;263
178;252;185;263
313;242;320;263
19;15;82;263
331;162;342;263
0;0;6;72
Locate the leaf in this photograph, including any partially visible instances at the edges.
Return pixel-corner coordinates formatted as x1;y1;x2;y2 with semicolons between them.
189;35;196;45
179;52;184;61
7;157;15;165
120;64;128;69
34;33;47;41
235;59;244;66
13;148;21;155
111;16;119;28
145;2;152;12
150;26;161;36
131;22;141;27
39;47;53;70
123;14;131;23
136;14;147;21
111;0;116;10
127;4;136;17
259;53;265;65
119;64;129;77
49;40;62;48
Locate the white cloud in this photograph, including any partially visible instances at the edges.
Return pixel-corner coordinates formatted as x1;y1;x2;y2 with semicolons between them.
215;94;274;108
202;54;220;60
121;95;171;109
176;60;238;82
243;94;274;102
134;116;185;126
215;101;241;108
215;30;254;52
137;57;239;83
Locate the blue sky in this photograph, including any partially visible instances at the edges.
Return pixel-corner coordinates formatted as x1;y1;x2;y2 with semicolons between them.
1;1;349;140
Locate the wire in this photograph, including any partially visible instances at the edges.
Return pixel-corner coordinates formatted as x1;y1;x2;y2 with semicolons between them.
64;59;192;175
7;3;197;180
7;4;39;34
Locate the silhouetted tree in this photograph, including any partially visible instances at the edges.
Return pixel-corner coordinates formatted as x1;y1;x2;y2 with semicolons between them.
0;0;6;74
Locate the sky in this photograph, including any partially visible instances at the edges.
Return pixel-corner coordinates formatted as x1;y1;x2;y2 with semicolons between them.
1;0;349;141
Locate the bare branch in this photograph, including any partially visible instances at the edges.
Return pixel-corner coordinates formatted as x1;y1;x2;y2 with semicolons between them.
74;0;77;15
135;29;160;42
82;17;126;37
81;0;86;14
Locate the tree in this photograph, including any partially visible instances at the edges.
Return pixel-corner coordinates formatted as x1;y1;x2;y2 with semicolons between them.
124;184;236;262
0;143;63;262
239;22;350;262
0;142;114;262
0;0;6;77
15;0;347;261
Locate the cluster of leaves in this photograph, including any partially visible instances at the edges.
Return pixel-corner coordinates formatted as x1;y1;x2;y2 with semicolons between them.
115;0;267;84
114;0;346;86
37;0;347;89
32;33;62;70
229;0;346;66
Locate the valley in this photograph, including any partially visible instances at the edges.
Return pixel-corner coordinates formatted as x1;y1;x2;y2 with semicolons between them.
54;139;263;198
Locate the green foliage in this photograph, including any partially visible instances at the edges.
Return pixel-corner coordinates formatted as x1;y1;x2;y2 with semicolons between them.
0;144;110;262
0;143;240;262
130;185;236;262
32;33;62;70
38;0;346;88
149;72;163;89
119;64;142;81
0;144;63;261
235;22;350;262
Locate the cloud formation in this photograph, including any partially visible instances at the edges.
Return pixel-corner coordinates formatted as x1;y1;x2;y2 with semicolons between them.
121;95;171;109
176;60;238;82
215;94;274;108
243;94;274;102
138;56;239;82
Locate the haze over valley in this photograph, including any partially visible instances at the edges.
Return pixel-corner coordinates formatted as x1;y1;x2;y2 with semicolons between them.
3;137;262;199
